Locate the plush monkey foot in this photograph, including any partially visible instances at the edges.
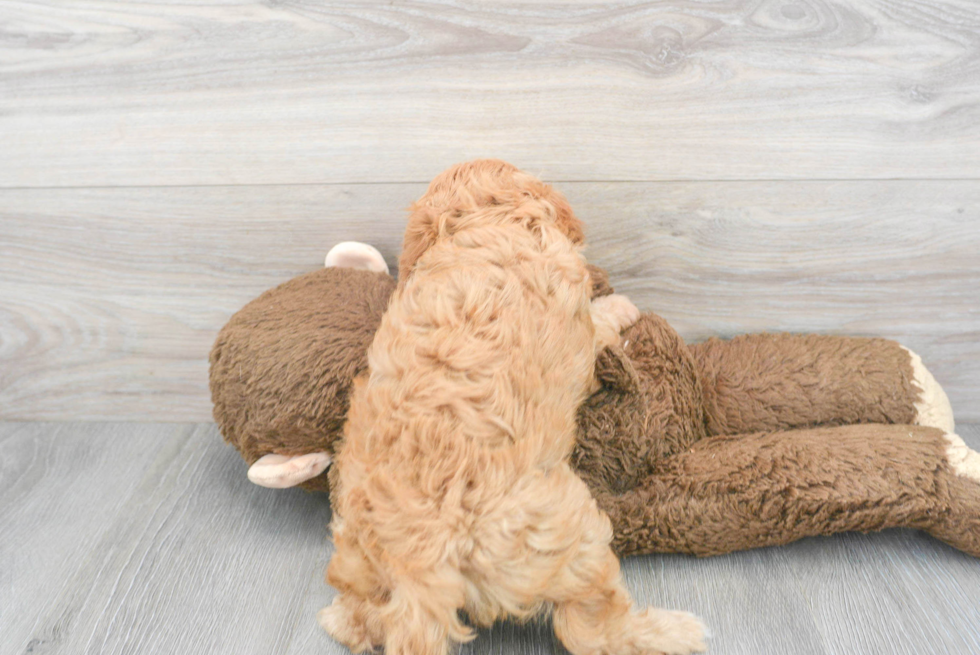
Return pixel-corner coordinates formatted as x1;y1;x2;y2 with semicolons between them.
904;347;955;433
900;350;978;554
930;433;980;557
941;432;980;484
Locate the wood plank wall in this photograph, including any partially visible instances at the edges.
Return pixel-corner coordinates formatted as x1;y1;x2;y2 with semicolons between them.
1;1;978;421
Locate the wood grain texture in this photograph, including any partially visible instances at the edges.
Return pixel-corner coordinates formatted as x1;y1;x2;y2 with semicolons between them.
2;422;979;655
2;0;979;186
0;422;336;655
0;422;181;653
2;181;977;421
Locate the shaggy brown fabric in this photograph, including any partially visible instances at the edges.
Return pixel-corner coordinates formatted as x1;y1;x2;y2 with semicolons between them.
572;314;706;496
586;264;615;299
210;265;979;557
691;334;919;435
933;465;980;557
599;424;980;558
209;267;395;492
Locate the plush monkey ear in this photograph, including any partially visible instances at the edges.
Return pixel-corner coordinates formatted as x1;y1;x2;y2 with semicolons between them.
324;242;390;274
247;452;332;489
595;345;641;395
586;264;615;298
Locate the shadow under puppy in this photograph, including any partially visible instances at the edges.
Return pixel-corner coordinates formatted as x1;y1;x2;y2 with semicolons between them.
319;160;706;655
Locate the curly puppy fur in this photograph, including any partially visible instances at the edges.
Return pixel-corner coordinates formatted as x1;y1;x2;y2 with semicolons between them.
320;160;705;655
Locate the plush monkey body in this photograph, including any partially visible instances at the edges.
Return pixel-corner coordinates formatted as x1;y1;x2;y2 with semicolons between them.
211;264;980;558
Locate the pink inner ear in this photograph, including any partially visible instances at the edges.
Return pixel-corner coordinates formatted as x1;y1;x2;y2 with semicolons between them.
324;242;389;274
247;452;332;488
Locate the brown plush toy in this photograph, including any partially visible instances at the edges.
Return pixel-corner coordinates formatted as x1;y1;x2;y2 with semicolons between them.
211;243;980;559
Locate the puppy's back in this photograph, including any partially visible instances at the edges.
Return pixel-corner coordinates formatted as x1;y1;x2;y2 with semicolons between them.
345;222;595;472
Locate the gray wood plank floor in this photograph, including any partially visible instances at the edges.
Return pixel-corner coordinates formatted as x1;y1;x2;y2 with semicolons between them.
3;421;979;655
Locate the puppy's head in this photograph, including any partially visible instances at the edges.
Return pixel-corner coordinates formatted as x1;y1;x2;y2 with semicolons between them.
398;159;584;283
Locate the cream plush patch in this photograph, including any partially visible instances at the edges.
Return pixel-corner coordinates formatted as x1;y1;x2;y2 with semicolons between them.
902;347;955;434
247;452;332;488
899;348;978;481
325;241;389;274
942;432;980;483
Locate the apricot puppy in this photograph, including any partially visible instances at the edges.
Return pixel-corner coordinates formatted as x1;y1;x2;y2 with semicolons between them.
319;160;706;655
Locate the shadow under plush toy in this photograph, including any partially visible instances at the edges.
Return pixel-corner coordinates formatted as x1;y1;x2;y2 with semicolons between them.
210;230;980;561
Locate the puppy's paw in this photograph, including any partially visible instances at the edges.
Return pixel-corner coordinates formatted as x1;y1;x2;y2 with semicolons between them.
318;598;374;653
591;294;641;351
592;294;641;333
631;608;707;655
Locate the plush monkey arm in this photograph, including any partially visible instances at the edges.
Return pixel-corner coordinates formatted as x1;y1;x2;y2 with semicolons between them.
582;263;954;436
595;423;980;558
688;333;953;436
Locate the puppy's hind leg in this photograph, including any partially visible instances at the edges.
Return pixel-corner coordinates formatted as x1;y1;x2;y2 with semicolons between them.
381;576;474;655
552;547;705;655
546;469;706;655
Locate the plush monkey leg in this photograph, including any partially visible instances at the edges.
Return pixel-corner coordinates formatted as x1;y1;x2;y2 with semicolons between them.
597;424;980;558
689;334;952;435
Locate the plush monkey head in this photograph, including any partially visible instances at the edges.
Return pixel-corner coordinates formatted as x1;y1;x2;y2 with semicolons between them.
209;244;394;491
